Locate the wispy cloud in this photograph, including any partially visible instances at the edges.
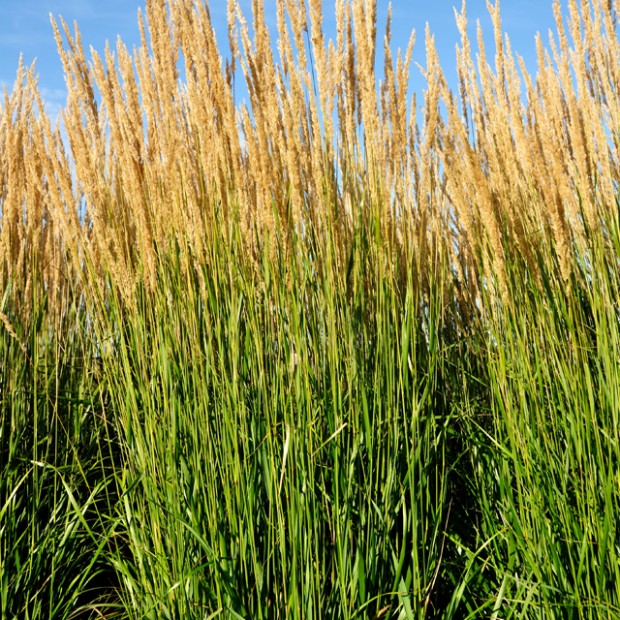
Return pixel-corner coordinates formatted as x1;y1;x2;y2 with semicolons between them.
40;86;66;122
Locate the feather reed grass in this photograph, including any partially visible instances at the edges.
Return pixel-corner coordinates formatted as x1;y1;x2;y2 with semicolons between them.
1;0;620;617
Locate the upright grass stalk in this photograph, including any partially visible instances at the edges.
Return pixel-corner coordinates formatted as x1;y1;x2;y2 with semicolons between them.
94;216;457;618
454;222;620;618
2;0;620;617
0;282;121;620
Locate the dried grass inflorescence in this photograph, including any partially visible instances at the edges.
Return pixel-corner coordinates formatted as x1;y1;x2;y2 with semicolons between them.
1;0;619;321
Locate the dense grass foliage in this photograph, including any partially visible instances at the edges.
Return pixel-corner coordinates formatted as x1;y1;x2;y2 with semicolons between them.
1;0;620;617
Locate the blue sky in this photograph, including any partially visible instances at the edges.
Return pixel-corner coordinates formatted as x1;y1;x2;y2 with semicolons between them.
0;1;558;120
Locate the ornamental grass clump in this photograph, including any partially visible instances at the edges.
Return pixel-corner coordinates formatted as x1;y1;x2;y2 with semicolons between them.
1;0;620;618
